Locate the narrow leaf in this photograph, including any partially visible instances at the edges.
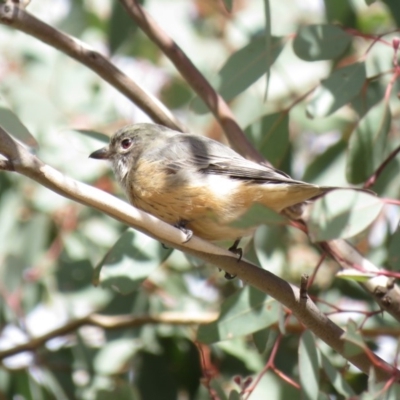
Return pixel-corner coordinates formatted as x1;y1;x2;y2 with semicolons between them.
192;35;285;113
299;331;320;400
75;129;110;143
321;353;355;397
346;101;391;184
245;112;289;167
0;106;38;148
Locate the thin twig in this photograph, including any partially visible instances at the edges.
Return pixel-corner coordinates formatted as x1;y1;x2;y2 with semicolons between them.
0;311;218;360
0;3;184;131
119;0;264;163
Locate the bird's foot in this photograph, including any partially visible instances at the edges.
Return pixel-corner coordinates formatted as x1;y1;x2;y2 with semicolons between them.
174;220;193;243
222;238;243;280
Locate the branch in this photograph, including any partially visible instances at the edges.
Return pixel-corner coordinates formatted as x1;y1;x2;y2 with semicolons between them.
325;240;400;322
0;3;184;132
119;0;264;163
0;128;397;381
0;311;218;360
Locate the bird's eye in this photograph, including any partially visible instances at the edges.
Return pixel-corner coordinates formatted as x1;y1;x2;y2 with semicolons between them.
121;138;132;150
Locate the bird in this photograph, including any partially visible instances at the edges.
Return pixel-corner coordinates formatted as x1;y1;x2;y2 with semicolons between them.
89;123;363;265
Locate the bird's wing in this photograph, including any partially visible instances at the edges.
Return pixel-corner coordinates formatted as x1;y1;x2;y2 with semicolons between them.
150;134;301;184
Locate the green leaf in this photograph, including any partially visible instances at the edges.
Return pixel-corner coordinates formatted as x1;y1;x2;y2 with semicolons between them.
307;62;366;118
307;190;383;242
263;0;272;100
336;269;375;282
351;80;384;118
346;102;391;184
299;331;320;400
321;353;355;397
389;228;400;270
0;106;38;148
222;0;233;12
197;286;279;343
253;328;270;353
229;203;287;230
228;390;241;400
108;1;139;54
94;338;142;375
324;0;357;27
341;320;366;358
293;24;352;61
94;229;172;294
245;112;289;167
382;0;400;27
192;35;285;114
75;129;110;143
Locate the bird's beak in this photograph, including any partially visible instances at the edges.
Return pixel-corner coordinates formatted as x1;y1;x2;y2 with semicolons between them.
89;146;110;160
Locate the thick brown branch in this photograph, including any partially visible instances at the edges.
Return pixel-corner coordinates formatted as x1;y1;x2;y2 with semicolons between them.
0;128;397;381
119;0;264;163
0;3;184;131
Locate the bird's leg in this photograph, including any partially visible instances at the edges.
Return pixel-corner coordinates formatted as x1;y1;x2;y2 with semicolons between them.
221;238;243;280
174;219;193;243
229;238;243;261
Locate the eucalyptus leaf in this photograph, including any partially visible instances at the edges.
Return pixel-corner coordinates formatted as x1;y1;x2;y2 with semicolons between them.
307;191;383;242
299;331;320;400
222;0;233;12
197;286;279;343
94;229;172;294
342;320;366;358
388;228;400;270
229;203;287;230
346;102;391;184
0;106;38;148
75;129;110;143
307;62;366;118
94;338;142;375
293;24;351;61
321;353;355;397
192;35;285;114
245;112;289;167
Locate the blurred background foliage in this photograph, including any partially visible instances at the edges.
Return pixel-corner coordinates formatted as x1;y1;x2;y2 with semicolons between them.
0;0;400;399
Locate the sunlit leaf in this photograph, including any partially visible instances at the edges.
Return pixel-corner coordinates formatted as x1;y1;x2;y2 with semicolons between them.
307;191;383;242
336;269;375;282
293;24;351;61
197;286;279;343
346;101;391;184
307;62;366;118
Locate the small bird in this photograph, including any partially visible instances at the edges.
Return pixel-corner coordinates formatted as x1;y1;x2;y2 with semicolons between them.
89;123;353;249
